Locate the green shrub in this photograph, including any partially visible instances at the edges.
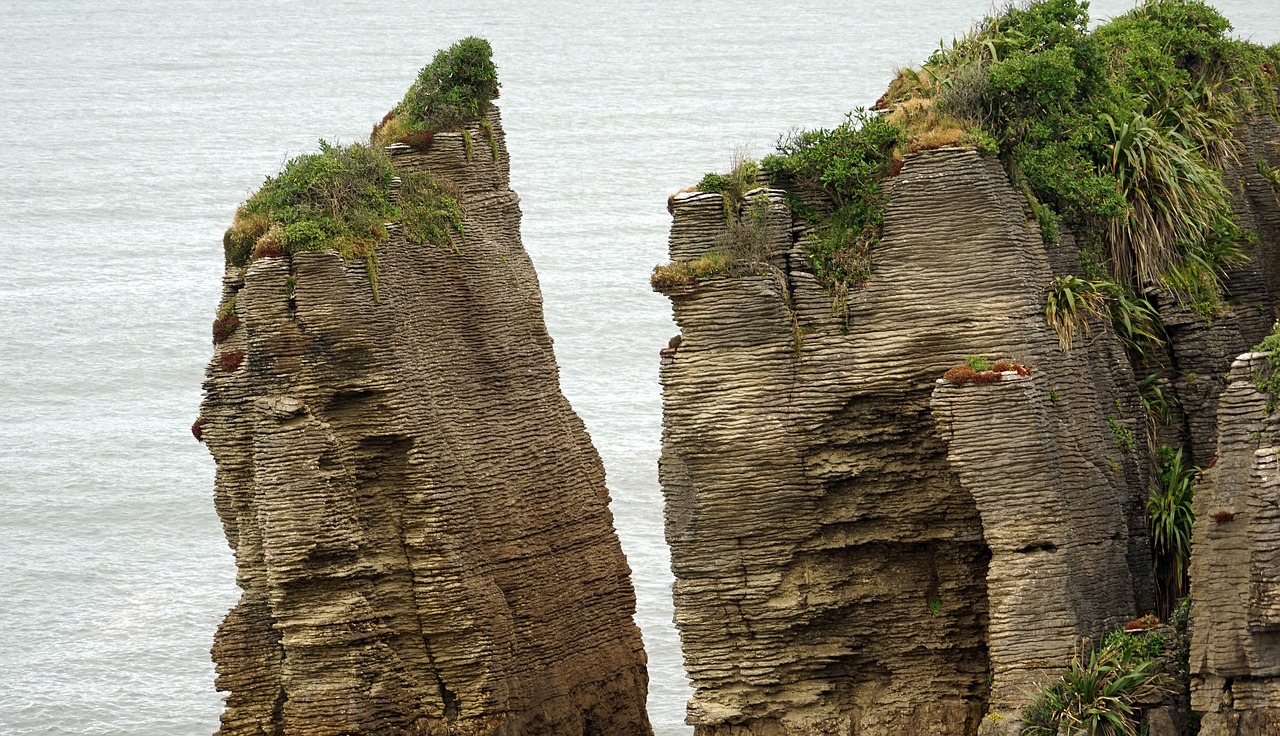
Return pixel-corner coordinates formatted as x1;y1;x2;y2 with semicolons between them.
1252;321;1280;413
899;0;1268;315
372;37;500;146
399;172;464;250
225;139;467;301
236;141;396;260
1021;631;1165;736
763;109;905;305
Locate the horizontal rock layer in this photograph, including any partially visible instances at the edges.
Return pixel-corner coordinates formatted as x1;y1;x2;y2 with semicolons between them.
1189;352;1280;736
201;110;652;736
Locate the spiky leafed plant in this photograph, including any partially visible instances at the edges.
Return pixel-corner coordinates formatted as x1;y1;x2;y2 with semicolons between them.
1149;444;1197;617
1022;637;1164;736
1045;275;1160;353
1045;275;1109;351
1102;111;1233;289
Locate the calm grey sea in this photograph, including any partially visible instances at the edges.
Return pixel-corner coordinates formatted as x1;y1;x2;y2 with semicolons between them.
0;1;1274;733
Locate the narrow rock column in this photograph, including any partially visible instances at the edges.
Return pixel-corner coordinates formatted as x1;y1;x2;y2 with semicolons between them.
932;372;1135;730
1189;351;1280;736
201;109;653;736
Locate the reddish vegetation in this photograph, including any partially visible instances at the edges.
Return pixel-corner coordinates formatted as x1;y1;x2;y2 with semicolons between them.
885;156;905;177
943;359;1031;385
943;365;977;384
191;418;203;442
217;349;245;372
990;360;1033;376
1212;511;1235;523
1125;613;1161;631
253;240;284;259
400;131;438;149
212;314;239;344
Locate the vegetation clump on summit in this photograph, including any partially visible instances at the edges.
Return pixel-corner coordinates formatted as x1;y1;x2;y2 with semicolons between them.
894;0;1278;322
672;0;1279;330
222;39;495;299
371;37;501;148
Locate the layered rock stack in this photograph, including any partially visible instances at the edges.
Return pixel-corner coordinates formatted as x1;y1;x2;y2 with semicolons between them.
1188;351;1280;736
200;109;653;736
656;118;1280;732
656;149;1152;735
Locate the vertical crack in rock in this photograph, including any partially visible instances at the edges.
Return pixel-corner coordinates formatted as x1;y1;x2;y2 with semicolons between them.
201;109;653;735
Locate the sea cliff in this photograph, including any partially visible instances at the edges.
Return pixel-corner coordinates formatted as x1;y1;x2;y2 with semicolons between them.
198;42;652;736
654;2;1280;733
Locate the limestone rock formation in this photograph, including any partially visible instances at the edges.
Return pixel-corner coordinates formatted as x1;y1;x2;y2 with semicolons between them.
656;132;1280;732
1188;351;1280;736
200;108;652;736
656;149;1151;735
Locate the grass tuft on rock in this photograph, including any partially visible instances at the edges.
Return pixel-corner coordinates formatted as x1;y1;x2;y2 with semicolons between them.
1252;321;1280;413
222;140;465;299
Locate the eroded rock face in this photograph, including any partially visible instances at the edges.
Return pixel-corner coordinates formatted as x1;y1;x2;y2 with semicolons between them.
200;110;652;736
657;149;1151;735
1188;352;1280;736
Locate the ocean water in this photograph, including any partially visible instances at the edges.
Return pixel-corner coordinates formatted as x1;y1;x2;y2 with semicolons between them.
0;1;1275;734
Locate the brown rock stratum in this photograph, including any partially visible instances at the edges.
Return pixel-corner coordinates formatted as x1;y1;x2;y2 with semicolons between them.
200;109;652;736
656;142;1280;735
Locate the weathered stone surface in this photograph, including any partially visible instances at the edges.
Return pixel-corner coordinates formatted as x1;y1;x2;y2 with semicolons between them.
658;149;1151;735
933;372;1134;711
1189;352;1280;736
201;109;652;736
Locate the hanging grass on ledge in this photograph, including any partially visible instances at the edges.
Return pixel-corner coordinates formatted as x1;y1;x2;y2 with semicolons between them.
371;37;500;147
222;141;465;300
762;109;906;312
1252;321;1280;413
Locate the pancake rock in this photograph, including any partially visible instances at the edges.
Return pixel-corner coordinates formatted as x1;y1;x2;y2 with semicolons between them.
656;150;1152;735
199;108;652;735
656;125;1280;732
1188;351;1280;736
